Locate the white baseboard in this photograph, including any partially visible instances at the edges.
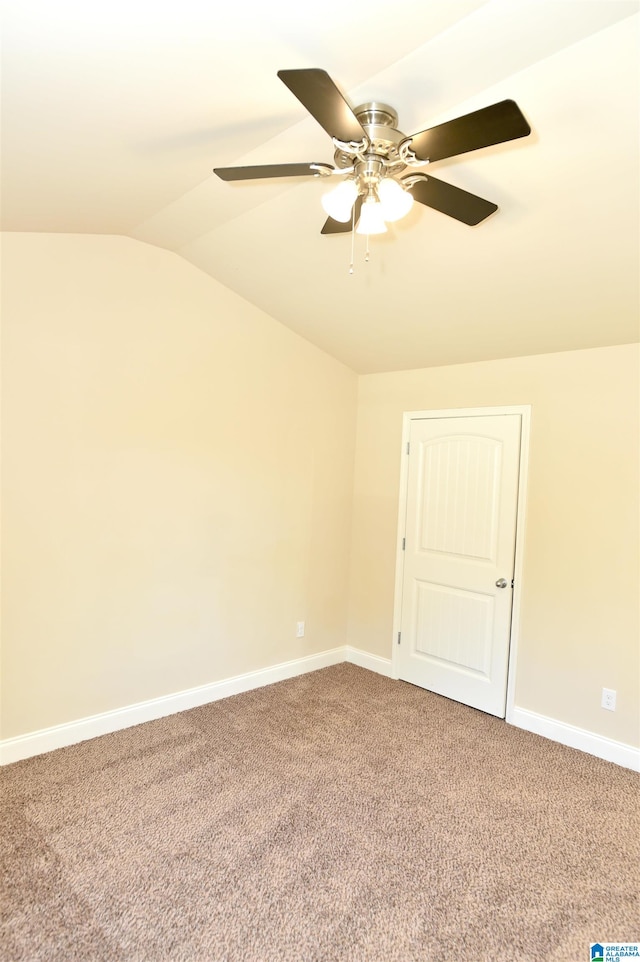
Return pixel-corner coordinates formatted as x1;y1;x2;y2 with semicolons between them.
0;647;347;766
510;706;640;772
344;646;393;677
4;650;633;771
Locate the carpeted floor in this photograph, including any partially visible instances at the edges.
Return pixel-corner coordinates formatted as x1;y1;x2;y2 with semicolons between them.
1;664;638;961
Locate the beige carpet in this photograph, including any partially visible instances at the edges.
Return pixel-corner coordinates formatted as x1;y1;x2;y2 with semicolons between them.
1;664;638;961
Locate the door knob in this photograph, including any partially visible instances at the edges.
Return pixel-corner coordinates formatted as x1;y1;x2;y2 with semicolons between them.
495;578;508;589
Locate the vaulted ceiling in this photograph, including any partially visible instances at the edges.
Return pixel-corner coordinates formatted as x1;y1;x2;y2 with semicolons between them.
2;0;638;372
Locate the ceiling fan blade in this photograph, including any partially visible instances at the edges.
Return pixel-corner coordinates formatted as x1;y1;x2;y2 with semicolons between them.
407;100;531;164
407;175;497;225
214;162;331;181
278;69;367;144
321;196;363;234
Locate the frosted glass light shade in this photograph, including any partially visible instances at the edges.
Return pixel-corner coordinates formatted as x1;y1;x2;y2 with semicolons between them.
378;178;414;222
321;179;358;222
356;196;387;235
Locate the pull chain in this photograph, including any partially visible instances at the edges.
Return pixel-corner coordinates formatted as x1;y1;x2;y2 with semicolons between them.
349;204;355;274
348;207;374;272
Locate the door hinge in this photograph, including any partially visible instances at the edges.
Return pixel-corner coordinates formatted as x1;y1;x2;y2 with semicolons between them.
397;631;401;645
402;537;405;551
406;441;410;455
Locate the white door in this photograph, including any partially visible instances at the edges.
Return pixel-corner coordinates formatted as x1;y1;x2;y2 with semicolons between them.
397;414;522;717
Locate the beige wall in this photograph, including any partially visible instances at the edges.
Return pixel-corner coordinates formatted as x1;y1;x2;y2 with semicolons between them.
2;233;638;753
1;233;357;739
347;344;639;747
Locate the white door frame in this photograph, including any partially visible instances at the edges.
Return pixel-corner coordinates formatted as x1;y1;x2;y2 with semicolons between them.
391;405;531;723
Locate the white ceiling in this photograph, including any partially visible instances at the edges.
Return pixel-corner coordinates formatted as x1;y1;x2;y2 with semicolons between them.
2;0;639;373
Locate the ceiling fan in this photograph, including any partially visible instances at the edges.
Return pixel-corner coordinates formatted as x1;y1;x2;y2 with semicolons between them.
213;68;531;236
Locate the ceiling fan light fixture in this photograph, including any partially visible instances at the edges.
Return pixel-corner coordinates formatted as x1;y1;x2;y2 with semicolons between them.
356;194;387;235
321;178;359;222
377;177;414;222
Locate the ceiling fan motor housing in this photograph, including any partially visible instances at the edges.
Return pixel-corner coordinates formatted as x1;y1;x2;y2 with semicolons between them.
334;101;407;176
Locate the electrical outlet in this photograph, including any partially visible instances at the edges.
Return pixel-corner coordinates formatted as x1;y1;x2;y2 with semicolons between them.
601;688;616;712
296;621;305;638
